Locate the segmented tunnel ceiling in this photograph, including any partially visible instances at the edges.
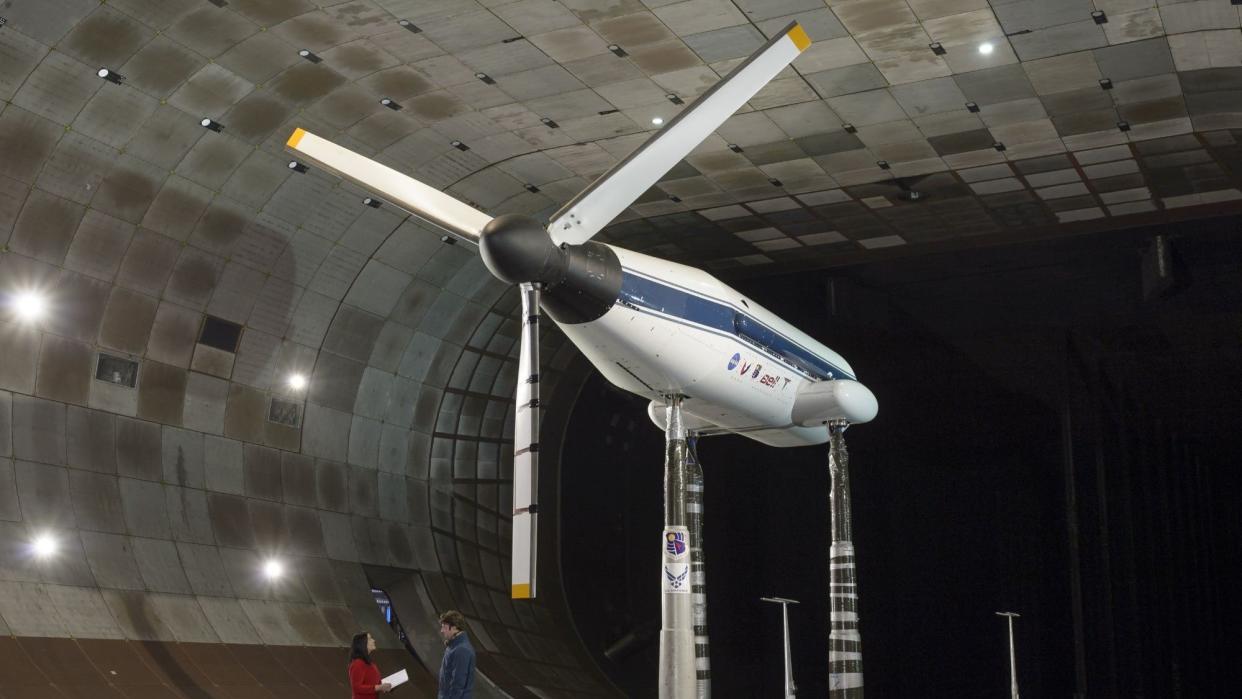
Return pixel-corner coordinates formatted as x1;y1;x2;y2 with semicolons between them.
5;0;1242;280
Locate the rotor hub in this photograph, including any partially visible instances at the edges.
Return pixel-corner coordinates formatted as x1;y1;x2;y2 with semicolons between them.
479;214;567;286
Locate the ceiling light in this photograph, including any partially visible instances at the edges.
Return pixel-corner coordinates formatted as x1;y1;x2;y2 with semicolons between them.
9;290;47;323
666;93;684;105
993;142;1007;152
288;160;308;173
380;97;402;110
287;373;307;391
842;123;857;134
608;44;627;57
727;143;743;153
263;559;284;580
474;72;495;85
451;140;469;151
652;117;664;126
97;67;124;84
298;49;322;63
929;42;945;56
978;42;994;55
363;197;382;208
540;117;559;128
1091;10;1107;24
1117;120;1131;132
768;177;783;187
877;160;891;170
1099;78;1113;90
397;19;421;33
200;118;222;132
32;533;57;558
524;183;540;193
965;101;980;113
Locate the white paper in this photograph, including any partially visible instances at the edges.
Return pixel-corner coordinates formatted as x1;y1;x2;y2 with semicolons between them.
382;668;409;688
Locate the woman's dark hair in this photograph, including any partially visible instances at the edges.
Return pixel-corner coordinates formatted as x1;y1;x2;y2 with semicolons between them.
349;632;371;665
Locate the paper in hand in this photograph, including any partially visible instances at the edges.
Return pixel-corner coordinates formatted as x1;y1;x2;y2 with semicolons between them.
382;668;409;688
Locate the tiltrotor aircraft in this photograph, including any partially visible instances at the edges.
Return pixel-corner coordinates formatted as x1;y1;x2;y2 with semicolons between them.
286;22;878;601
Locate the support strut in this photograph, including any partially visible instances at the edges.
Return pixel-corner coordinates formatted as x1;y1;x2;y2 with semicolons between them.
828;421;864;697
659;396;696;698
687;437;711;698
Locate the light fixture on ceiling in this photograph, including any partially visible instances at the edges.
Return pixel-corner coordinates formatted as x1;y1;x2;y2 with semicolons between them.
1099;78;1113;90
877;160;891;170
666;93;684;106
768;177;783;187
288;160;308;173
608;44;628;57
200;117;223;132
474;72;496;85
1117;120;1131;132
380;97;402;110
993;142;1007;152
929;41;946;56
524;183;540;193
540;116;559;128
651;117;664;126
965;101;980;113
263;559;284;580
978;42;994;55
397;19;421;33
451;140;469;151
287;373;307;391
31;532;57;559
727;143;743;153
96;67;124;84
843;123;857;134
363;197;382;208
298;49;321;63
1091;10;1107;24
9;289;48;323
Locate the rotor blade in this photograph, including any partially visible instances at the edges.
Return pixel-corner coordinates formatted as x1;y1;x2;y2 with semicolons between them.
285;128;492;244
511;282;541;600
545;22;812;246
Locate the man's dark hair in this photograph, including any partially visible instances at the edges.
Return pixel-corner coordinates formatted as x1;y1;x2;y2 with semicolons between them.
439;610;466;631
349;632;372;665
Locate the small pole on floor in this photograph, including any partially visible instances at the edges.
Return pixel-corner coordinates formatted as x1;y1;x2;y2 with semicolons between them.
761;596;800;698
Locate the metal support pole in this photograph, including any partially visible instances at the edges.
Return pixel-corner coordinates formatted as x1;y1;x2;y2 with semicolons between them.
686;437;711;698
996;612;1020;699
659;396;695;699
828;421;864;697
761;597;799;698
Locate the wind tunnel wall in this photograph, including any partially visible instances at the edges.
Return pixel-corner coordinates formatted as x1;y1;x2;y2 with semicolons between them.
0;23;614;699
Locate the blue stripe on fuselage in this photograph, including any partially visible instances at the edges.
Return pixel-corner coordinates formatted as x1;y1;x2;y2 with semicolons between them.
617;269;854;381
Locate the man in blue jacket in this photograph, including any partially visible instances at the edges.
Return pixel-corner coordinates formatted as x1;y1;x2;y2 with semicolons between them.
438;610;476;698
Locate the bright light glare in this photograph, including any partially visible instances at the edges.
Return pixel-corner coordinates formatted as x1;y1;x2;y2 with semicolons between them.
652;117;664;125
10;290;48;322
287;373;307;391
263;559;284;580
978;42;994;55
32;533;57;558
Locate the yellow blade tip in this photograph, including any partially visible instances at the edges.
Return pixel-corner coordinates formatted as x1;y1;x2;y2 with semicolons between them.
511;583;532;599
286;127;307;149
788;23;811;52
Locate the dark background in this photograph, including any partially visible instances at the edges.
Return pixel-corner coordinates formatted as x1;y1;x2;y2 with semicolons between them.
560;219;1242;697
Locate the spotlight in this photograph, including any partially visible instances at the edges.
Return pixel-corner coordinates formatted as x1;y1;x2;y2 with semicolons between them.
451;140;469;151
669;195;682;202
380;97;402;110
9;290;47;323
200;117;223;132
768;177;783;187
287;373;307;391
540;117;559;128
32;532;57;558
288;160;308;173
397;19;421;33
298;49;322;63
993;142;1007;152
877;160;891;170
474;72;495;85
1091;10;1107;24
97;67;124;84
965;101;980;113
929;42;945;56
1099;78;1113;90
727;143;744;153
263;559;284;580
666;93;684;105
524;183;540;193
608;44;628;57
842;123;857;134
978;42;994;55
652;117;664;126
1117;120;1131;132
363;197;382;208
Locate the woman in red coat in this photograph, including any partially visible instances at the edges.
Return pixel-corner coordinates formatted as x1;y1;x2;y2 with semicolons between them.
348;632;392;697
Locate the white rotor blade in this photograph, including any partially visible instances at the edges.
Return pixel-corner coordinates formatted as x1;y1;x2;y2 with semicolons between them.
285;128;492;243
546;22;812;246
511;283;541;600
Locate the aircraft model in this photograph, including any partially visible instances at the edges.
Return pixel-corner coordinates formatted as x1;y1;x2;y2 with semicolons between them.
286;22;878;601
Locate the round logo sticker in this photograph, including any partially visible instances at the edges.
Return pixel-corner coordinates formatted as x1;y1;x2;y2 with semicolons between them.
727;352;740;371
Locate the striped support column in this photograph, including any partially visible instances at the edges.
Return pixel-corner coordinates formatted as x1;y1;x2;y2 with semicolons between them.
828;422;864;697
687;438;712;698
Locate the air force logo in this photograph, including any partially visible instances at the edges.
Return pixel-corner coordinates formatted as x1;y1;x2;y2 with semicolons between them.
664;566;689;590
727;352;740;371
